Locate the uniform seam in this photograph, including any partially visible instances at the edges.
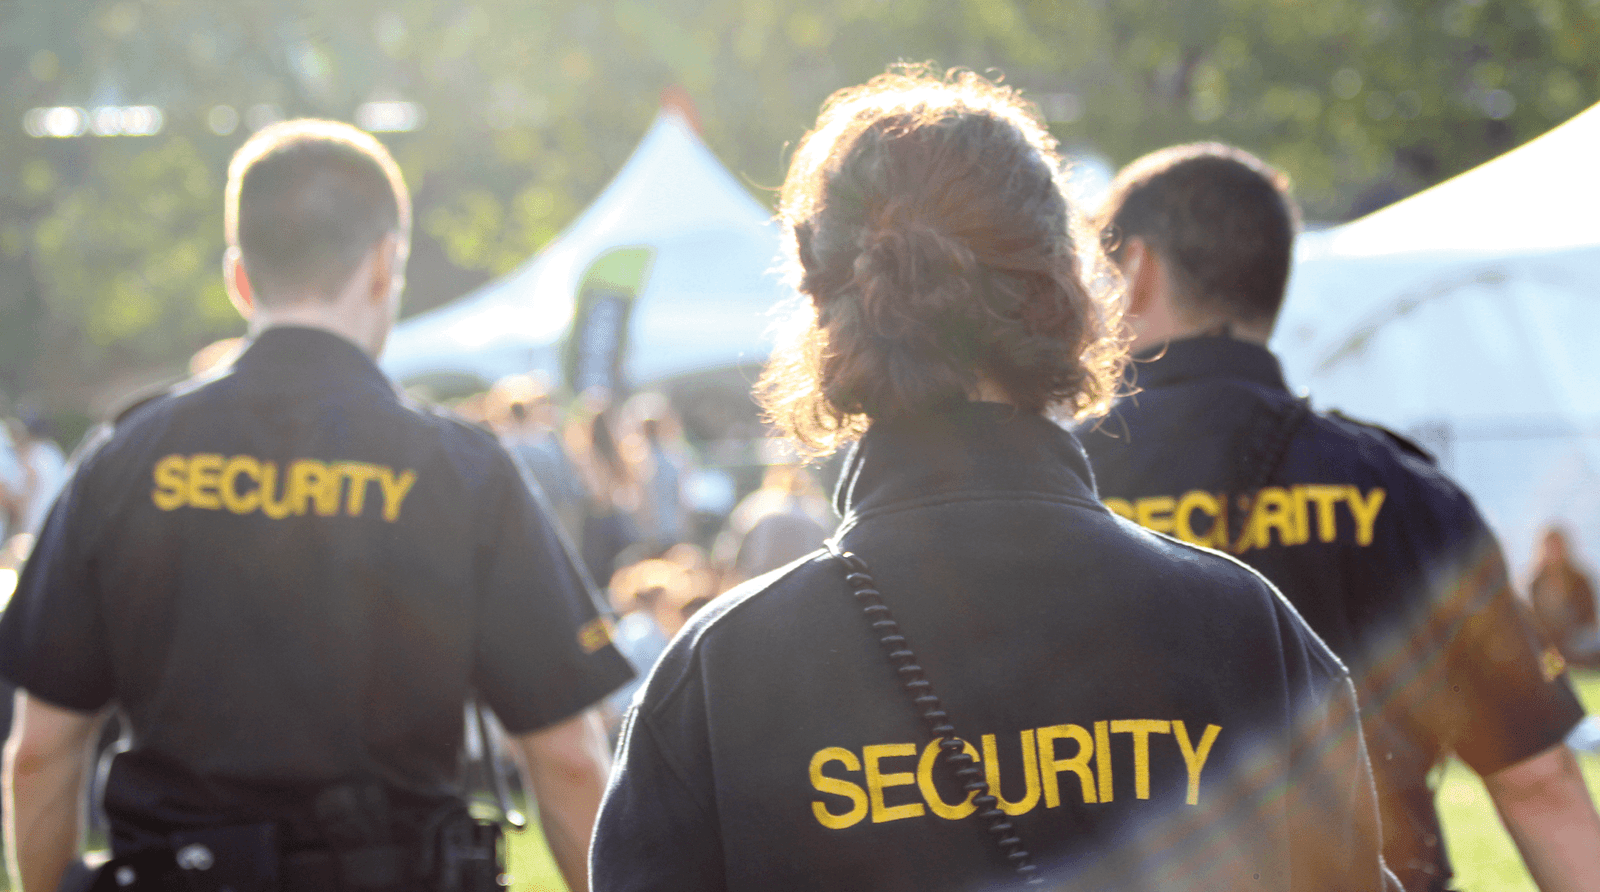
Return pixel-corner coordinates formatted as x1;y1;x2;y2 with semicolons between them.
634;704;719;821
642;554;830;712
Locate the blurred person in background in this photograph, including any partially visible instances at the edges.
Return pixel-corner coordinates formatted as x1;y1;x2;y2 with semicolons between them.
0;119;630;892
593;66;1394;892
1080;142;1600;892
655;542;720;623
596;549;723;742
0;406;23;546
619;391;694;552
598;560;679;731
188;337;245;378
569;404;643;587
651;546;717;637
449;390;492;427
492;373;588;546
711;454;832;587
1529;526;1600;670
9;413;68;540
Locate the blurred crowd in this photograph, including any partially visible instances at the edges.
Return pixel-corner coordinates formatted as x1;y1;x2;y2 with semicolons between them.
451;374;835;734
0;402;67;574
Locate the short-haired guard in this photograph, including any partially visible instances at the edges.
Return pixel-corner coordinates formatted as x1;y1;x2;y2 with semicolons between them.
226;119;411;305
1082;142;1600;892
1099;142;1296;329
0;119;631;892
593;67;1394;892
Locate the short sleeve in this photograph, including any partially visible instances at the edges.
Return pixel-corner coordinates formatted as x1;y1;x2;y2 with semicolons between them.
0;434;115;712
472;455;633;733
1381;475;1583;775
1438;530;1583;774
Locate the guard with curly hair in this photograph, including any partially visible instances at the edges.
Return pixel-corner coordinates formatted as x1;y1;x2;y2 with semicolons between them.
591;67;1396;892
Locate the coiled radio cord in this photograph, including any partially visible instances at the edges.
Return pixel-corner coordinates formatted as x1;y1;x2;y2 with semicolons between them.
826;542;1042;885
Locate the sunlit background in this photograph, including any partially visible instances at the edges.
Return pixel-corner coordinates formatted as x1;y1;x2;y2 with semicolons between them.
2;3;1599;889
3;1;1594;427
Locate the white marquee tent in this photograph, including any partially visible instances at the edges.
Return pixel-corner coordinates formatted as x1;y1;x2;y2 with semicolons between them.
1274;101;1600;574
380;108;789;390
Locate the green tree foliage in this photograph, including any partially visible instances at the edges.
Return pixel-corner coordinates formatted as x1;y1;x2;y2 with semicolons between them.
1;0;1596;415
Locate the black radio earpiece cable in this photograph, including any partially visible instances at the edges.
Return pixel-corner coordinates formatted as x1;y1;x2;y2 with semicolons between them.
826;542;1042;885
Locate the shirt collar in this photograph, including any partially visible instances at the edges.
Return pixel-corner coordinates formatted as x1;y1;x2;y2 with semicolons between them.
1130;335;1289;393
231;326;399;399
833;401;1100;521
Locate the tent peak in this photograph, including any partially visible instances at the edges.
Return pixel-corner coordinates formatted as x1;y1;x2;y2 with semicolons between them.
660;85;702;135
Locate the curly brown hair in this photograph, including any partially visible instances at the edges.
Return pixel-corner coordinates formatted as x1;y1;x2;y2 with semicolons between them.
758;65;1126;455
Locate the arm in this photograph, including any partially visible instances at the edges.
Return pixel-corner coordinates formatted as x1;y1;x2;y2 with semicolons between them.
1433;538;1599;890
512;709;612;892
3;691;101;892
1484;742;1600;892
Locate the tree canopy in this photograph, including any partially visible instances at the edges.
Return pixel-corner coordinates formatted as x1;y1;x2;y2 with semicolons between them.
2;0;1596;418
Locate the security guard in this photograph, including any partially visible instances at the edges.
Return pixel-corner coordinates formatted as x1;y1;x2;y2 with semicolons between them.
1079;143;1600;892
0;120;632;892
593;69;1394;892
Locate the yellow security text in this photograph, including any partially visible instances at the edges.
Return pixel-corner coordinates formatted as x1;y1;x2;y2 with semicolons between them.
808;719;1223;829
151;453;417;523
1105;484;1385;553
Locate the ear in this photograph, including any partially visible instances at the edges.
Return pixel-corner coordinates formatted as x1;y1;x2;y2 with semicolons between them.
1121;238;1161;320
792;222;828;305
365;235;392;305
793;221;817;269
223;247;255;320
366;233;406;307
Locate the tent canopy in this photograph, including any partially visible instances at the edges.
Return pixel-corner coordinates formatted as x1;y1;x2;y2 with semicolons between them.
381;108;790;389
1313;102;1600;259
1274;102;1600;573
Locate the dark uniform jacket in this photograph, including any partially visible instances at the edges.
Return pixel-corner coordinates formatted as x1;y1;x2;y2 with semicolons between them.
0;327;633;852
593;402;1392;892
1079;336;1583;892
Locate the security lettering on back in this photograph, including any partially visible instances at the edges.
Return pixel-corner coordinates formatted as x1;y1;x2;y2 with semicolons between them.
151;453;417;523
1106;485;1386;553
809;719;1221;830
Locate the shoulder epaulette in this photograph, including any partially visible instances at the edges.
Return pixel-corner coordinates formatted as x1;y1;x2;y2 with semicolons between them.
1326;410;1436;464
106;362;231;426
109;380;180;427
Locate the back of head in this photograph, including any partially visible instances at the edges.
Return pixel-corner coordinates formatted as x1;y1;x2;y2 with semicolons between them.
1538;526;1573;568
759;65;1124;454
1101;143;1298;328
620;390;677;444
489;372;552;430
225;119;411;304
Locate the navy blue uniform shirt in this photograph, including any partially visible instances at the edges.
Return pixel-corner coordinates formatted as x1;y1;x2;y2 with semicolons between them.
594;402;1392;892
0;326;632;849
1079;336;1582;892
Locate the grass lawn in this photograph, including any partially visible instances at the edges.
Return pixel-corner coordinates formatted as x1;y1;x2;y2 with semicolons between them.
504;819;568;892
1433;668;1600;892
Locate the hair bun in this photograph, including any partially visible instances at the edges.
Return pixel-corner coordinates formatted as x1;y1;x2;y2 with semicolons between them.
852;218;976;305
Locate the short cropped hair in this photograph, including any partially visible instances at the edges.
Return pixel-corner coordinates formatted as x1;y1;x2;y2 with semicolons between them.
1100;143;1299;325
758;65;1125;455
225;119;411;303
